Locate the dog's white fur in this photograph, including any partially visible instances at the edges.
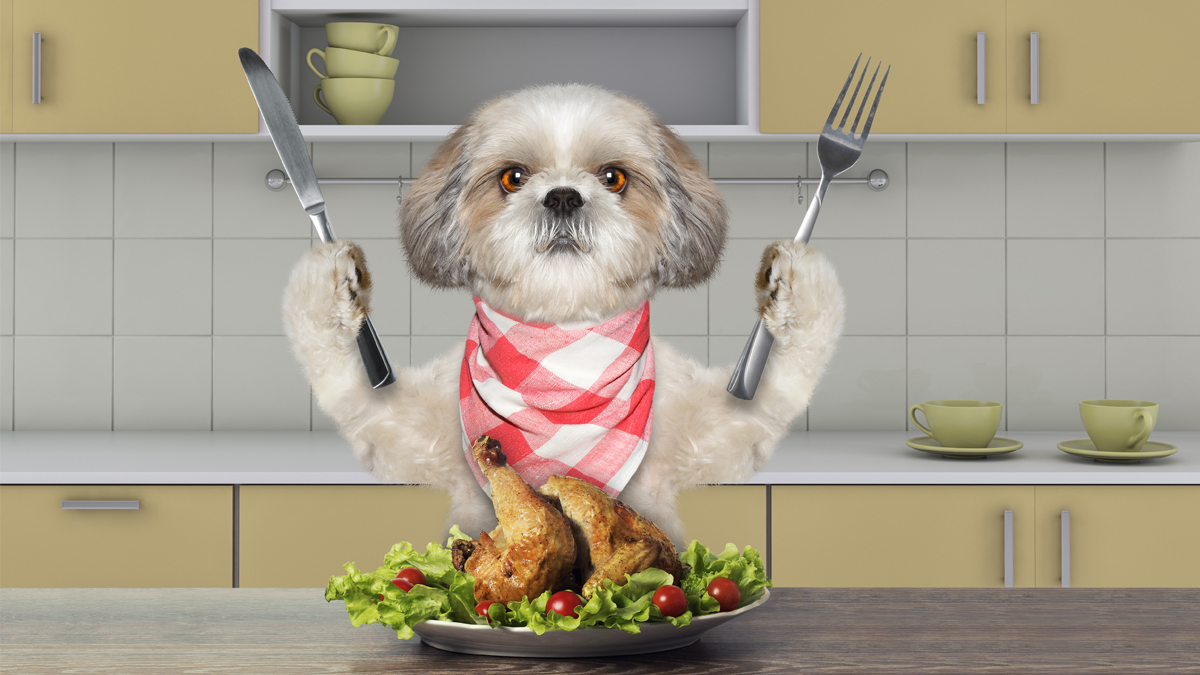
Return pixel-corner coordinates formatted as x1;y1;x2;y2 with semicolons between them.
283;84;844;547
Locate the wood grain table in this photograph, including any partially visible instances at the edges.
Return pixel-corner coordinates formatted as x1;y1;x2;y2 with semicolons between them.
2;588;1198;674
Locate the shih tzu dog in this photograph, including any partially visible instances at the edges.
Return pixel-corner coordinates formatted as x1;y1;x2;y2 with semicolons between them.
283;83;844;545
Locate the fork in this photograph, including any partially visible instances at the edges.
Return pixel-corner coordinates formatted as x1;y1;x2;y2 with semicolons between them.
727;54;889;400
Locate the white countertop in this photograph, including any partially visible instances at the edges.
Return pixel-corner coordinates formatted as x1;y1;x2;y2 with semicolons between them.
1;431;1196;485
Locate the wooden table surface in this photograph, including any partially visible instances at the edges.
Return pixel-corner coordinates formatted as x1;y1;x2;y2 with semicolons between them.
2;587;1198;674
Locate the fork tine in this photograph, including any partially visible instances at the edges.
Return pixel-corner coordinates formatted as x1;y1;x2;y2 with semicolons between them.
859;64;890;141
825;53;862;128
851;62;881;135
838;57;871;131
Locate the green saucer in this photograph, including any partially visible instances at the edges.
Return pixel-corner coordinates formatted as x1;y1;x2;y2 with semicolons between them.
1057;439;1178;463
906;436;1023;459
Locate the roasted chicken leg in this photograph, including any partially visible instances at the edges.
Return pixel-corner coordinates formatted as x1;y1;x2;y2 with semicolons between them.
539;475;684;597
452;436;576;603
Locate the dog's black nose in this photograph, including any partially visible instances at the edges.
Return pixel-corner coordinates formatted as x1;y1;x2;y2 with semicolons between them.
543;188;584;215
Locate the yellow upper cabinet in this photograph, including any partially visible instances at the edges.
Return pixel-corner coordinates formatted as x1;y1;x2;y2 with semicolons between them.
7;0;259;133
1006;0;1200;133
761;0;1007;134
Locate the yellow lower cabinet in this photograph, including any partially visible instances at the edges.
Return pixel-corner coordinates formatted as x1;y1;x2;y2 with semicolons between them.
239;485;450;588
676;485;768;558
1035;486;1200;588
772;485;1035;587
0;485;232;588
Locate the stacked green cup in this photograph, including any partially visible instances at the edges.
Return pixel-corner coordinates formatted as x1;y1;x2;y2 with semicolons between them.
308;22;399;125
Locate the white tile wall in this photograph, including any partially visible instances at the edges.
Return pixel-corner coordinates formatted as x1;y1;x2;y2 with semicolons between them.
2;140;1197;432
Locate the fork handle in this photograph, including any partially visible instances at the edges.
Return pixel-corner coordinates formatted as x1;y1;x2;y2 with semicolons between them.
794;172;832;244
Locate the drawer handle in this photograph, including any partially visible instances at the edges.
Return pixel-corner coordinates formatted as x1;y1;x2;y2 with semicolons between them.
977;32;986;105
33;32;42;105
61;500;139;510
1003;510;1013;588
1061;509;1071;588
1030;32;1040;104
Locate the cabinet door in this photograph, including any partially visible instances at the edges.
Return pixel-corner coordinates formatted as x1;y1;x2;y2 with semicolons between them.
1006;0;1200;133
1;0;11;133
8;0;259;133
0;485;233;587
760;0;1006;134
772;485;1035;587
1035;485;1200;588
239;485;450;588
676;485;768;558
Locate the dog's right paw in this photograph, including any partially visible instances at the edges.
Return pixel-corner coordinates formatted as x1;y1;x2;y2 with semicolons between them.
283;241;373;340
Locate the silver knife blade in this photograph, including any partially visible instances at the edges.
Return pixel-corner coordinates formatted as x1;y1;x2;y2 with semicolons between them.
238;48;332;241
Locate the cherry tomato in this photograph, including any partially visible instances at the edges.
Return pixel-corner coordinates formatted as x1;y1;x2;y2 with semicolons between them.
394;567;426;587
380;577;413;600
475;600;499;618
546;590;584;619
652;585;688;617
706;577;741;612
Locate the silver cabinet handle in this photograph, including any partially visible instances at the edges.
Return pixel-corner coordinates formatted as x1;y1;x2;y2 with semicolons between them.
977;32;986;105
1061;509;1071;588
1030;32;1040;105
61;500;139;510
32;32;42;105
1004;510;1013;587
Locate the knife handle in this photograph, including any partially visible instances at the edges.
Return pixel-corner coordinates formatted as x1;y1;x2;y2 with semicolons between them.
357;315;396;389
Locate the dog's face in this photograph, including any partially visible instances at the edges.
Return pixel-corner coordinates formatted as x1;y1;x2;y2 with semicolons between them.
399;84;728;324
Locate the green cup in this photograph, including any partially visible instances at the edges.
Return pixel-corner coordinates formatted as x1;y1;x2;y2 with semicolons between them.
307;47;399;80
325;22;399;57
1079;399;1158;453
313;78;395;125
909;400;1003;449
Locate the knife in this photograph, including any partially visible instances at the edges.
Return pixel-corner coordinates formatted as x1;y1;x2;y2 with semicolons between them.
238;48;396;388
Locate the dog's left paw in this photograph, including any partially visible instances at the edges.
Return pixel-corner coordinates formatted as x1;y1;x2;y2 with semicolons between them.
755;241;843;341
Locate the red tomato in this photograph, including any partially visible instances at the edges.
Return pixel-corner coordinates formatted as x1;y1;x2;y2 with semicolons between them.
394;567;426;587
706;577;741;612
546;590;584;619
390;577;414;593
652;585;688;617
475;600;499;618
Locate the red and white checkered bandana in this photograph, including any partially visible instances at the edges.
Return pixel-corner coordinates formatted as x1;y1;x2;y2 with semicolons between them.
459;297;655;498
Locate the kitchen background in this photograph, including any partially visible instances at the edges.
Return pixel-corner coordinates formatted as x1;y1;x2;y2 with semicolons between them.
0;139;1197;433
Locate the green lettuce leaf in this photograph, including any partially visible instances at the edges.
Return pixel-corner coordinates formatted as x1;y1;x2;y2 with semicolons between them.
679;541;772;614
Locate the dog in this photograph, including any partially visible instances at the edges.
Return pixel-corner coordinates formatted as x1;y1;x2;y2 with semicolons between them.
283;83;844;546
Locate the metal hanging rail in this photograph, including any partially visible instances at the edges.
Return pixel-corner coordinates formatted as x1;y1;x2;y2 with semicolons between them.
264;168;889;205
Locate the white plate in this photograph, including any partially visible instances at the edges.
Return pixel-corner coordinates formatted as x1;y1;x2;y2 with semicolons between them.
411;588;770;658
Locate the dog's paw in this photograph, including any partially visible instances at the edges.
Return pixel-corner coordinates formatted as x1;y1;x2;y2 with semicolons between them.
755;241;843;342
283;241;373;340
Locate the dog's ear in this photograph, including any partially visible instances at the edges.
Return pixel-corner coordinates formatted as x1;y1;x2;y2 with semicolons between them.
654;125;728;288
399;124;472;288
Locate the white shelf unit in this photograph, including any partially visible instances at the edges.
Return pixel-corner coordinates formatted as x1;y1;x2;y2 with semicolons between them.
266;0;762;142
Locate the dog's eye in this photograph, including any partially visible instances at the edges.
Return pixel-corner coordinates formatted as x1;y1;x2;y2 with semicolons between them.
600;167;627;193
500;167;527;193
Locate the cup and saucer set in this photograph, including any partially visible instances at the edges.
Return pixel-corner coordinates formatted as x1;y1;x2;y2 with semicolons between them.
905;399;1179;462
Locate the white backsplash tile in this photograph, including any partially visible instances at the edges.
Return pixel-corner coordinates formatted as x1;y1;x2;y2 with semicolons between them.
213;239;310;336
1106;337;1199;432
721;183;806;239
808;238;906;335
1006;337;1105;431
212;336;310;430
213;143;311;238
15;239;113;335
908;336;1007;431
1106;143;1200;238
114;143;213;238
707;238;771;336
411;335;466;366
14;336;112;430
709;142;805;178
1006;144;1104;238
650;286;708;336
908;143;1004;238
312;142;410;178
320;184;405;239
410;285;476;336
353;238;411;336
0;336;12;430
1;143;14;238
412;143;441;177
808;336;907;431
1007;239;1104;335
14;143;113;238
0;239;12;335
654;335;708;368
1107;239;1200;336
808;142;906;238
114;239;212;336
907;239;1005;335
113;336;212;430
